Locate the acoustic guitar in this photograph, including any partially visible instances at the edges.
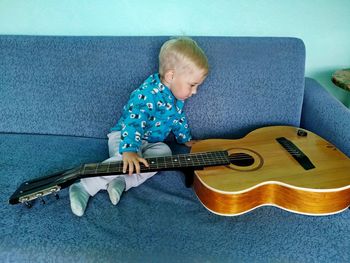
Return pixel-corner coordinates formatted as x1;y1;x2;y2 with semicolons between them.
9;126;350;216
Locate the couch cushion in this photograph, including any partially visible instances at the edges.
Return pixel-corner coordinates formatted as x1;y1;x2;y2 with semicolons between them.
0;36;305;139
187;37;306;139
1;133;350;262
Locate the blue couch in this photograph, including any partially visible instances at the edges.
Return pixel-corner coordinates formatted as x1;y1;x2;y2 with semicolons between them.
1;36;349;262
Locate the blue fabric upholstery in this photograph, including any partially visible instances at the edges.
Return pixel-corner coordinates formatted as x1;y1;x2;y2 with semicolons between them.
1;36;350;262
301;78;350;157
186;37;306;139
0;36;305;139
1;133;349;262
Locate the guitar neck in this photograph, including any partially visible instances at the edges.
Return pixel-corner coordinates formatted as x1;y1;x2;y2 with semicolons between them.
80;151;230;178
9;150;230;205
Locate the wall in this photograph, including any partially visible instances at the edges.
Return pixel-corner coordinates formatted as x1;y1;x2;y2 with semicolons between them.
0;0;349;105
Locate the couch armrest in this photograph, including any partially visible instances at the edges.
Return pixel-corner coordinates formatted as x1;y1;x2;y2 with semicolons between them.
301;77;350;157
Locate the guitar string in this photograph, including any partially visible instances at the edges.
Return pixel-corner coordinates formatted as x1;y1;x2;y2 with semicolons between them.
84;153;252;168
84;156;253;172
83;147;303;175
83;152;265;172
83;152;228;167
88;155;266;175
83;152;232;174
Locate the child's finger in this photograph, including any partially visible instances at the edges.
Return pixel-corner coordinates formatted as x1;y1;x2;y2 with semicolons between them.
138;157;149;168
134;160;141;175
128;160;134;175
123;160;128;173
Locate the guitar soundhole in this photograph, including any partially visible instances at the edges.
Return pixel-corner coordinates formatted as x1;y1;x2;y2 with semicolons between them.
229;153;254;167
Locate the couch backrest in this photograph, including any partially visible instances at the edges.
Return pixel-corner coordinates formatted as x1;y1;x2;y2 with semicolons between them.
0;36;305;139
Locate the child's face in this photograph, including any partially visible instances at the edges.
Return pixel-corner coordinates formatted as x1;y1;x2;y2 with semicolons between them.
168;67;207;101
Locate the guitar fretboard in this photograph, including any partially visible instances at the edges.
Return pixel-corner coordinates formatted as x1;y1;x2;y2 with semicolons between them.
81;151;230;176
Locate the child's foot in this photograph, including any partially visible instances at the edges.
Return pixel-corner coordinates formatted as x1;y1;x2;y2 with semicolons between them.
69;182;90;216
107;177;126;205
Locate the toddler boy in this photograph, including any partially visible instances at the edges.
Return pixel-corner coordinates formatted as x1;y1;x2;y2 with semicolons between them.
69;37;209;216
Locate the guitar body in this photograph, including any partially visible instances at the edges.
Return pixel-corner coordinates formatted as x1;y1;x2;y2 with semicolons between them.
191;126;350;216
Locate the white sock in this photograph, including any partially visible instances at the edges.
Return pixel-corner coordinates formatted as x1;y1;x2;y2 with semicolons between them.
69;182;90;216
107;177;126;205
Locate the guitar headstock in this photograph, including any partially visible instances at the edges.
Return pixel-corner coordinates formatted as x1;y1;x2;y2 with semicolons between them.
9;166;82;207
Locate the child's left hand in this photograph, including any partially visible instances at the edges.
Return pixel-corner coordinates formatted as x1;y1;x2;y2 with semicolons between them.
185;140;199;147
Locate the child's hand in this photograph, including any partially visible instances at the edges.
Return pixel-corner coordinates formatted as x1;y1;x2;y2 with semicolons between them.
122;152;149;175
185;140;199;147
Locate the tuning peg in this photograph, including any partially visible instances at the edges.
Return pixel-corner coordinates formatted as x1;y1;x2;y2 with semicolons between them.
24;201;33;208
39;198;46;205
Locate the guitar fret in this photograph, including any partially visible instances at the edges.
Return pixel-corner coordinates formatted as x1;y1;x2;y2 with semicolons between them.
180;155;187;168
83;163;98;174
97;163;108;173
205;153;211;164
170;157;174;167
194;154;201;166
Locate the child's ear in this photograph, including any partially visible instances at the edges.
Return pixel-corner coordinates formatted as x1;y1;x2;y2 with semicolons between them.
164;70;174;84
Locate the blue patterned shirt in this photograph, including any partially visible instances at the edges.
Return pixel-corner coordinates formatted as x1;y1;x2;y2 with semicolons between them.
111;73;192;153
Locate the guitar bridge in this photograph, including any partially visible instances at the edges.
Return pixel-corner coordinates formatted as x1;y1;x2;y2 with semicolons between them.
276;137;315;170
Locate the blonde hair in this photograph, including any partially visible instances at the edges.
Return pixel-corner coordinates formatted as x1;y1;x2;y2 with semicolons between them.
159;37;209;77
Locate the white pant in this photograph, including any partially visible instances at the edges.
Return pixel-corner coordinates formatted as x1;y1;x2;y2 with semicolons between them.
81;131;172;196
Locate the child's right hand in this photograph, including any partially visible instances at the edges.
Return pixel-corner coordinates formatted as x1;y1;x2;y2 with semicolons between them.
122;152;149;175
